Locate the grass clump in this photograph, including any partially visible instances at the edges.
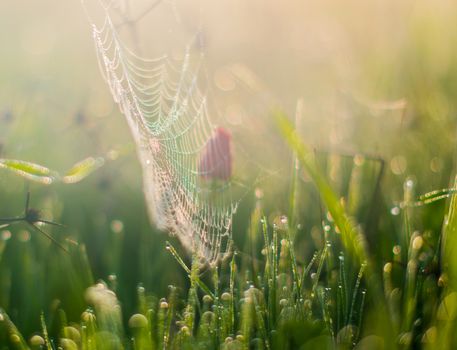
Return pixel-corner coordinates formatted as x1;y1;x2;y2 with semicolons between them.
0;116;456;349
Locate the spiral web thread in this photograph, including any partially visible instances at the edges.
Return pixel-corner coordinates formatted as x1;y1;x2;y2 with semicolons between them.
84;0;236;262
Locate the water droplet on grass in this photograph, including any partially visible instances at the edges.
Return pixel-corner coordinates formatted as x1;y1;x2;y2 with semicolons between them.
391;207;400;216
129;314;148;328
18;230;30;242
393;245;401;255
1;230;11;241
29;334;45;346
110;220;124;233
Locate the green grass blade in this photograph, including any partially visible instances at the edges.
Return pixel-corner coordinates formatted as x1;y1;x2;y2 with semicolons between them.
275;112;395;344
166;241;215;299
437;176;457;347
40;312;53;350
0;159;57;184
0;310;29;350
275;113;368;266
62;157;105;184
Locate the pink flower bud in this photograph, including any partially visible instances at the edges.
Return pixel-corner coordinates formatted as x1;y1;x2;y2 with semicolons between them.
199;127;232;181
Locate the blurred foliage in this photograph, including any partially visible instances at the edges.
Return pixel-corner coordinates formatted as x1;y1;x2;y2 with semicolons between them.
1;0;457;348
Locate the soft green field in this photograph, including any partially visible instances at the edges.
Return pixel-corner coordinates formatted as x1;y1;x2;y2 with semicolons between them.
1;1;457;349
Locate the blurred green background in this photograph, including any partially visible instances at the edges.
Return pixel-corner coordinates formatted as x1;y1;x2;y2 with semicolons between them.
0;0;457;342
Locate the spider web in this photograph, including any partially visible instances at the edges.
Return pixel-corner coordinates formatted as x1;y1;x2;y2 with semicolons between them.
82;0;237;262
